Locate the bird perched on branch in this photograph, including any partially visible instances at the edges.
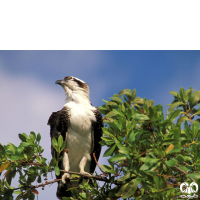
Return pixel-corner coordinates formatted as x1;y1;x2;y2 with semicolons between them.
48;76;103;199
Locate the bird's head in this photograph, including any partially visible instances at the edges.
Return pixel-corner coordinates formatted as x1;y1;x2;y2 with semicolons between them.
56;76;90;103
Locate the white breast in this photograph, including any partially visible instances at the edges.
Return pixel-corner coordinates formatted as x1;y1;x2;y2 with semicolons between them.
64;102;96;172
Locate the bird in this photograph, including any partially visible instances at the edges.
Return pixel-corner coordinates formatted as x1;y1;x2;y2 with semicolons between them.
47;76;103;199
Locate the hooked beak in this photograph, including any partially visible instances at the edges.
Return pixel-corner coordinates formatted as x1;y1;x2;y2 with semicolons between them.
55;80;63;85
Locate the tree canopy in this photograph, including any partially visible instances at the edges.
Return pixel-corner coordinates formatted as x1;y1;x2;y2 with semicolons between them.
1;87;200;200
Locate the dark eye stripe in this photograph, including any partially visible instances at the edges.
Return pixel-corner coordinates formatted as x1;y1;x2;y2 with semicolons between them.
73;79;85;88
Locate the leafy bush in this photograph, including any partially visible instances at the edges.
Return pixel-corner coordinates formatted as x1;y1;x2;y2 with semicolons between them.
0;87;200;200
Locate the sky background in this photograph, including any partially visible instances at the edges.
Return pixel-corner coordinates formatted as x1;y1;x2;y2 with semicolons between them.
0;50;200;199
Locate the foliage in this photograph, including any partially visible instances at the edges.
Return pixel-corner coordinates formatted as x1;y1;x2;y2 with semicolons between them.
0;132;57;200
1;87;200;199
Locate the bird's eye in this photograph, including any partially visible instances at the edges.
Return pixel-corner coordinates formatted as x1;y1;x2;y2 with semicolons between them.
64;76;72;81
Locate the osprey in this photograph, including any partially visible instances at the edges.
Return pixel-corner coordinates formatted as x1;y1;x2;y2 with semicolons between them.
48;76;103;199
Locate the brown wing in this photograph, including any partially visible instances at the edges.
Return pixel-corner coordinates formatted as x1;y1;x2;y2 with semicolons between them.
47;107;71;198
47;107;70;169
90;107;103;173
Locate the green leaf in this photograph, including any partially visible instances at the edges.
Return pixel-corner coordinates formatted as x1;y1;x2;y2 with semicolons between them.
105;109;124;118
55;164;60;176
16;145;24;155
132;88;136;99
119;89;132;97
52;137;58;149
36;156;41;164
109;154;127;162
109;96;123;104
18;133;27;142
179;166;191;173
100;165;115;173
0;143;6;155
153;176;160;188
102;128;113;136
168;109;182;121
148;100;154;107
103;144;116;157
166;148;182;155
169;91;179;97
167;102;185;112
106;101;118;107
117;172;134;182
165;160;177;167
192;121;199;138
9;155;21;161
184;121;192;141
14;191;22;195
20;133;29;140
61;142;66;151
99;105;109;115
50;158;56;167
180;87;185;100
37;176;42;183
118;147;129;155
30;131;36;141
177;116;189;124
26;138;34;145
148;106;154;119
128;131;136;144
7;143;16;154
132;113;149;121
127;109;133;120
20;142;31;147
117;178;140;199
189;90;200;108
37;133;41;142
103;117;114;123
102;99;109;104
140;158;160;170
133;97;144;104
58;135;63;149
186;173;200;180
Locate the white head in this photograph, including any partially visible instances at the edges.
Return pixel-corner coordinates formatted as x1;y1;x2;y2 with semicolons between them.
56;76;91;104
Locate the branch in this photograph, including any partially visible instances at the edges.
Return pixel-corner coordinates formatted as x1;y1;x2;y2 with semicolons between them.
12;170;121;195
93;153;107;175
13;178;61;191
60;170;121;185
173;166;195;182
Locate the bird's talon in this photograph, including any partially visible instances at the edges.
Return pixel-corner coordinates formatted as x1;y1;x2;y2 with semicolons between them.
61;173;70;184
80;171;91;176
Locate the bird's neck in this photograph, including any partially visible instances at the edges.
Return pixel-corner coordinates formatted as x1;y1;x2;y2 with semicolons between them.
65;89;91;106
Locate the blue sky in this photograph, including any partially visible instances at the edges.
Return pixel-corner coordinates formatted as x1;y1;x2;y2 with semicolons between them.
0;50;200;199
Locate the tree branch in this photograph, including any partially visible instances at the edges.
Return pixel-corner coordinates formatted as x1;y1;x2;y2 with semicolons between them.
11;170;121;194
60;170;121;185
93;153;107;175
173;166;195;182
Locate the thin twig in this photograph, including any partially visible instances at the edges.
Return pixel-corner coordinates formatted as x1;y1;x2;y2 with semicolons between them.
1;169;10;187
16;187;32;200
13;179;61;191
173;166;195;182
93;153;107;175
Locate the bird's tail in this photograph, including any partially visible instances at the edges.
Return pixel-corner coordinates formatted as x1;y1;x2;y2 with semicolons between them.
56;180;80;199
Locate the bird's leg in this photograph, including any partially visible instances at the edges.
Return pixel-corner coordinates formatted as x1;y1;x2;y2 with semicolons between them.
79;156;91;176
62;151;70;184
